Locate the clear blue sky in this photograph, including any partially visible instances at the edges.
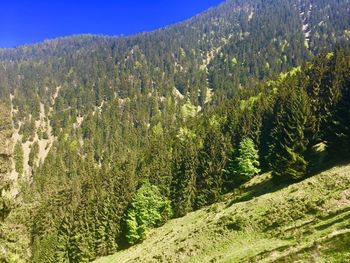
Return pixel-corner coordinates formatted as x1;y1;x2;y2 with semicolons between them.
0;0;224;48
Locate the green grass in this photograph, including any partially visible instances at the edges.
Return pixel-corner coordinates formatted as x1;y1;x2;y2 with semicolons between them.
93;163;350;263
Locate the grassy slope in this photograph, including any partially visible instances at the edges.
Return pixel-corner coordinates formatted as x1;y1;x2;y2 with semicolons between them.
93;164;350;263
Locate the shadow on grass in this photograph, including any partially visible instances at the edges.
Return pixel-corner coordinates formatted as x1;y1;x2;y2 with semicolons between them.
226;159;350;208
307;157;350;177
225;177;289;208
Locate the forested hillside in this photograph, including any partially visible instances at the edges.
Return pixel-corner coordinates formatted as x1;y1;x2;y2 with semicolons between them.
94;163;350;263
0;0;349;262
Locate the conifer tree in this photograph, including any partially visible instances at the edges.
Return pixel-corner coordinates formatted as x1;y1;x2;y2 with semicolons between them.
269;83;314;181
236;138;261;179
195;116;229;208
305;53;332;135
14;141;24;176
326;99;350;156
171;127;199;217
325;51;350;156
0;103;13;221
224;137;260;186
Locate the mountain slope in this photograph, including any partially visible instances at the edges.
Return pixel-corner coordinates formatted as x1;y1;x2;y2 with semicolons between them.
0;0;349;262
94;163;350;263
0;0;348;199
0;0;348;146
1;0;349;113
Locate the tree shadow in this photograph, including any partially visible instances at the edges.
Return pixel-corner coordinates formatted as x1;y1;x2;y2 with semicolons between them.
225;176;288;208
226;159;350;208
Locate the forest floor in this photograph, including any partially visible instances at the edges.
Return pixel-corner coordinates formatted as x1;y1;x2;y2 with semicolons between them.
93;163;350;263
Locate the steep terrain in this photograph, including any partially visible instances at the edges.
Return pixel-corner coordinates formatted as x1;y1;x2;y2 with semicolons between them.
94;163;350;263
0;104;13;217
0;0;349;262
0;0;348;155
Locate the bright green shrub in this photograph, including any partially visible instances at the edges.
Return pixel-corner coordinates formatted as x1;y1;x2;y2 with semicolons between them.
225;138;260;185
236;138;261;179
124;183;172;245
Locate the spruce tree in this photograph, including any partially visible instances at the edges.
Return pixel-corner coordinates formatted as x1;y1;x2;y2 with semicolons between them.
325;54;350;156
14;141;24;176
269;83;314;181
224;137;260;186
195;116;229;208
236;138;261;180
0;103;13;221
326;99;350;156
171;127;199;217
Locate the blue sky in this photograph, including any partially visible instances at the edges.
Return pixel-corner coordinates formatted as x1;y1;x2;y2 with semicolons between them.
0;0;224;48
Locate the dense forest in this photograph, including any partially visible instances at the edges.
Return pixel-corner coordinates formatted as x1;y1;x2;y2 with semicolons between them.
0;0;350;262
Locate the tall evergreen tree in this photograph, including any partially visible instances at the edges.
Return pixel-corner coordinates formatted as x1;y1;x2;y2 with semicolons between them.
195;116;229;208
171;127;199;217
269;83;314;180
236;138;261;180
0;103;13;222
224;137;260;186
326;99;350;157
325;50;350;156
14;141;24;176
